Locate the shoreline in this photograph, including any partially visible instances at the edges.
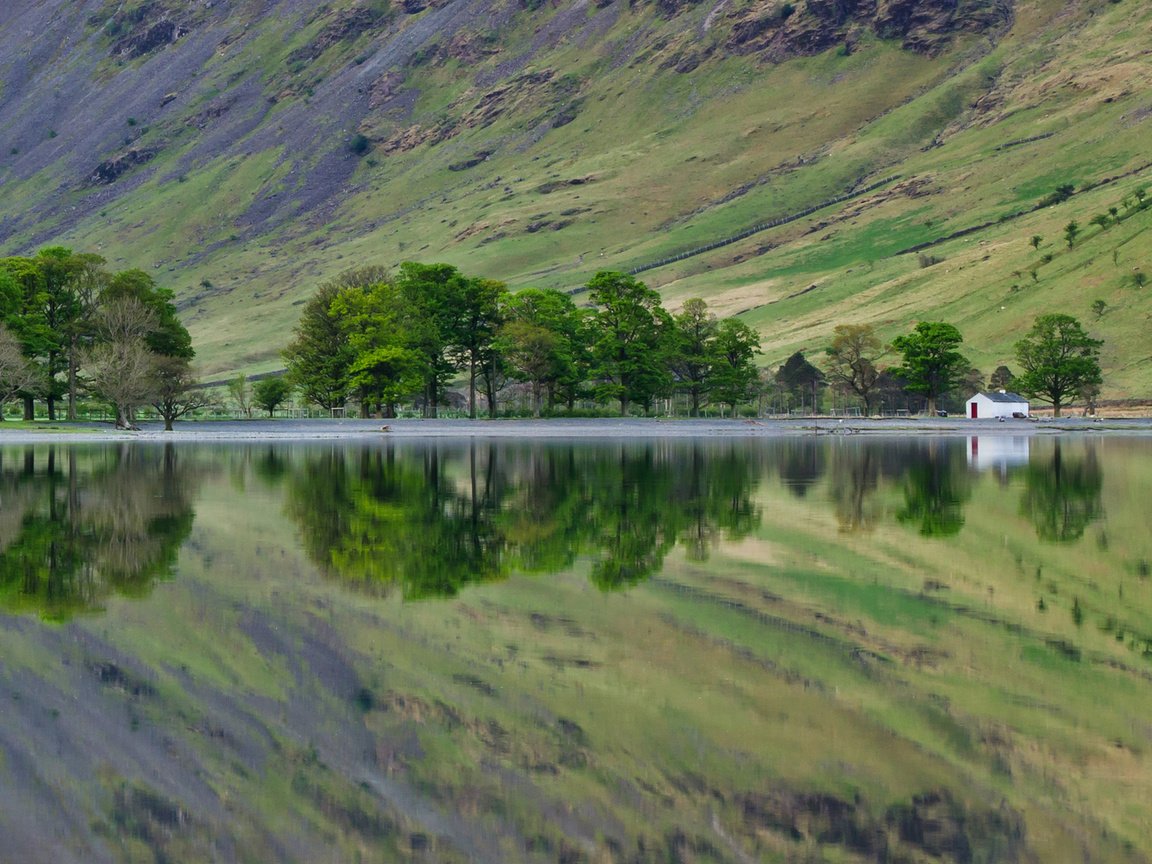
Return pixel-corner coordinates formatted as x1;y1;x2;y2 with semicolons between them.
1;416;1150;443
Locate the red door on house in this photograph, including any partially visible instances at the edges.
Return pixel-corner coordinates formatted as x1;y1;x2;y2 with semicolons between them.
970;402;978;418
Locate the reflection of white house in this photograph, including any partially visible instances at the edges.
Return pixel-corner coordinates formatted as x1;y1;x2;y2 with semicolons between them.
965;391;1029;419
967;436;1030;474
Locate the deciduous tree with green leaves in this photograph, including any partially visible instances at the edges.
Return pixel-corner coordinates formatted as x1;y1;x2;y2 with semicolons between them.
1013;313;1102;418
709;318;761;415
671;298;718;417
253;376;292;418
890;321;969;415
586;271;673;415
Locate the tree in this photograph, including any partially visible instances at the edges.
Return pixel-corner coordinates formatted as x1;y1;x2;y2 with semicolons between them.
447;276;506;418
501;288;588;414
102;269;193;360
499;320;560;417
283;280;356;411
586;271;673;415
709;318;761;415
228;374;253;419
151;356;213;431
824;323;887;415
671;298;718;417
82;296;161;428
253;376;292;418
0;323;40;419
394;262;468;417
891;322;969;415
1064;220;1079;248
1013;313;1102;418
1029;235;1042;250
326;275;433;418
774;351;825;414
988;365;1015;391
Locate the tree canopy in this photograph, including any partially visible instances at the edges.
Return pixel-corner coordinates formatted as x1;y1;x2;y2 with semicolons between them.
891;322;969;415
1013;314;1102;417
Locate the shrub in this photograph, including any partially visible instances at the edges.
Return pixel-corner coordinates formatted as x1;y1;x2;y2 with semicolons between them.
348;133;371;156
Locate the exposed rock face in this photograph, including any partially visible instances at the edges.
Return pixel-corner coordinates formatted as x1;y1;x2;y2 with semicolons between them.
289;8;390;63
728;0;1013;58
737;787;1029;861
112;18;189;58
89;147;161;185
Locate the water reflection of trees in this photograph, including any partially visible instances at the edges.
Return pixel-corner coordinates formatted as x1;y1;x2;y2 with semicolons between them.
896;442;972;537
284;442;765;598
0;445;198;619
1020;440;1103;542
824;440;972;536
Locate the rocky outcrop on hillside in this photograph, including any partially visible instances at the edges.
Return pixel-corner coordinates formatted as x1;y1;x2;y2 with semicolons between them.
88;146;161;185
728;0;1013;58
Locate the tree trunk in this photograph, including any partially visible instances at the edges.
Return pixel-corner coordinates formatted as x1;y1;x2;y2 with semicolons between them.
67;336;78;421
468;361;477;419
23;396;33;421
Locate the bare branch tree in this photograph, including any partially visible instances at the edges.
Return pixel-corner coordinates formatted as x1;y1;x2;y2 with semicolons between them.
0;324;41;419
81;296;168;428
151;356;214;431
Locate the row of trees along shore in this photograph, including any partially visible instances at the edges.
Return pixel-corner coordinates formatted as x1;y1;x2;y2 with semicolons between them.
0;248;202;428
0;251;1102;425
283;263;1105;420
284;264;762;419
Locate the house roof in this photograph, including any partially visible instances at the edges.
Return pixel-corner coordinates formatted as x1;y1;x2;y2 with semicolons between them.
971;391;1028;403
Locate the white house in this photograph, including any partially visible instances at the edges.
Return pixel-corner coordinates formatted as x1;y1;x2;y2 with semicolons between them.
965;390;1029;419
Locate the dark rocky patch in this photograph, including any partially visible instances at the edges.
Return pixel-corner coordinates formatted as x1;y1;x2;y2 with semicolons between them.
88;660;155;698
88;146;161;185
289;7;392;64
448;150;493;171
727;0;1013;59
113;18;189;58
537;176;595;194
737;786;1029;861
451;672;497;697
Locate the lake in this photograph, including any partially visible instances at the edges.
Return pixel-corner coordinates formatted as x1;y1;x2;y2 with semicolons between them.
0;434;1149;863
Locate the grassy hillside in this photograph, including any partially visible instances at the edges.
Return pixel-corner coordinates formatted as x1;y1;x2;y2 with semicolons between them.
0;0;1148;395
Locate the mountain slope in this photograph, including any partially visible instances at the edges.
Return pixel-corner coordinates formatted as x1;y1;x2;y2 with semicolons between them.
0;0;1148;395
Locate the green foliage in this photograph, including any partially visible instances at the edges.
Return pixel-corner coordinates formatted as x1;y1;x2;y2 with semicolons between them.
890;322;969;415
253;376;292;417
348;133;371;156
283;280;356;411
498;288;586;416
671;298;718;418
0;446;196;619
1013;314;1103;418
1039;184;1075;208
709;318;762;414
586;271;673;415
1063;220;1080;248
284;441;763;598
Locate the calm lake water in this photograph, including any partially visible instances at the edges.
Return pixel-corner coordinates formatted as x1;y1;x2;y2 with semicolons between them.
0;435;1149;863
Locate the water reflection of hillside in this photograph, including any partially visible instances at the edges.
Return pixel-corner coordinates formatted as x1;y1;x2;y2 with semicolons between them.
0;445;199;620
